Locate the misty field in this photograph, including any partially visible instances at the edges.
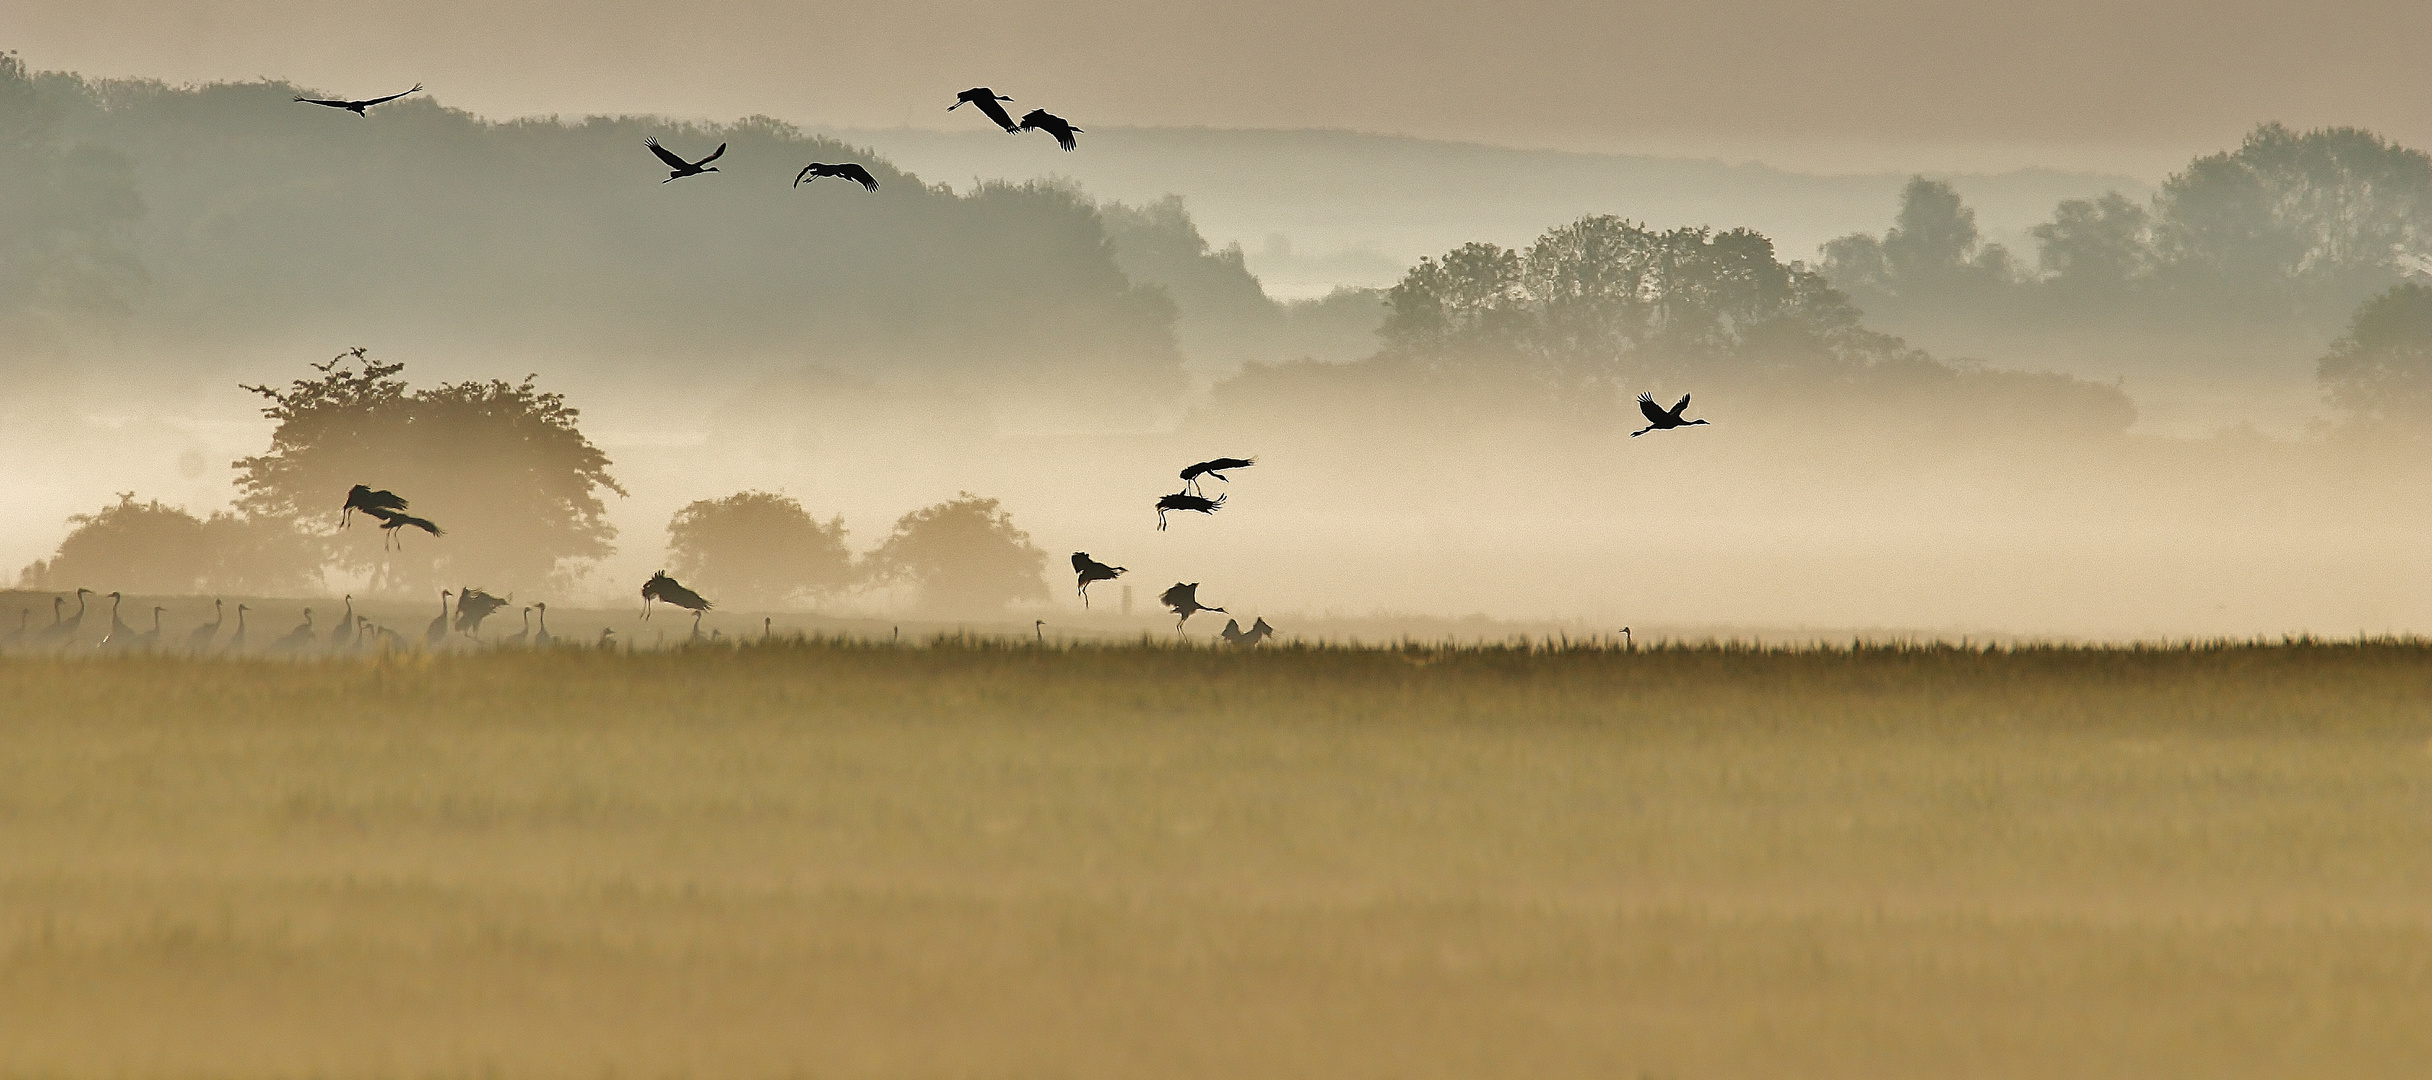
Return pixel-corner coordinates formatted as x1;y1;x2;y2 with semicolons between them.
3;639;2430;1078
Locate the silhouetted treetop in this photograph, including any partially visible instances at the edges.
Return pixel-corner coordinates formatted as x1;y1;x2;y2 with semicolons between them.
666;491;852;609
235;349;623;594
2155;123;2432;292
864;493;1048;614
2319;283;2432;439
1383;216;1904;389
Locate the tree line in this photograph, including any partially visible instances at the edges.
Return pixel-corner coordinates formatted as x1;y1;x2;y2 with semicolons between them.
1816;123;2432;441
18;351;1051;611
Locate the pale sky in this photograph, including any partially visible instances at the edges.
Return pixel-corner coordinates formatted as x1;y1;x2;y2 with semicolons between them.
8;0;2431;176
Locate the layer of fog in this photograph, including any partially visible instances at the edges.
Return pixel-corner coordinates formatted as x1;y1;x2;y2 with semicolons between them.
831;126;2148;300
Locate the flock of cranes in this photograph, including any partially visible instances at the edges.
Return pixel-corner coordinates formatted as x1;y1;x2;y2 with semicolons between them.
0;78;1722;657
295;78;1086;190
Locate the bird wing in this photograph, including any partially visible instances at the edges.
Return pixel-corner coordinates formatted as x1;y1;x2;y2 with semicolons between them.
1160;583;1192;609
294;96;353;108
358;84;421;108
696;143;728;166
403;515;442;536
1671;393;1692;416
794;164;819;187
1252;618;1273;634
1072;553;1091;573
1208;457;1254;471
1639;394;1667;425
976;98;1019;131
839;164;877;190
646;138;689;169
366;489;409;512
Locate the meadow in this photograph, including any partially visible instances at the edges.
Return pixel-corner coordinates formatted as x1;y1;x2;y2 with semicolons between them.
2;637;2430;1078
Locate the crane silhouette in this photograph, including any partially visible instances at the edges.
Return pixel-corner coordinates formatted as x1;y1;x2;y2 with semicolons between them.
35;589;91;647
1178;456;1254;495
99;592;135;650
1159;582;1226;630
1072;552;1126;607
454;588;509;637
1018;109;1081;151
132;606;165;652
328;595;356;651
1155;491;1224;530
269;608;316;654
1630;392;1711;437
503;607;532;648
294;83;422;116
1219;616;1274;646
641;571;711;619
341;485;409;528
184;599;224;653
949;88;1020;132
425;590;451;648
795;162;878;190
532;602;554;649
362;506;443;548
226;604;250;653
646;137;726;182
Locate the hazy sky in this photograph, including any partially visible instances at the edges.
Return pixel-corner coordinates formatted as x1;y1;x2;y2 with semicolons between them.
9;0;2429;176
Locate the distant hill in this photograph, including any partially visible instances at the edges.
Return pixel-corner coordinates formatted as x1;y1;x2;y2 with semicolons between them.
826;125;2151;298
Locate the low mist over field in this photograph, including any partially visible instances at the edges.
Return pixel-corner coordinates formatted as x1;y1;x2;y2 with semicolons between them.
6;10;2432;1077
1;48;2426;640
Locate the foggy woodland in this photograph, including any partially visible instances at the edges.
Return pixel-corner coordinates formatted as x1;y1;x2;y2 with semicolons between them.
1;54;2424;636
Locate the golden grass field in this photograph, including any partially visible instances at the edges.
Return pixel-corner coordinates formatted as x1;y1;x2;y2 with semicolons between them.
3;637;2430;1078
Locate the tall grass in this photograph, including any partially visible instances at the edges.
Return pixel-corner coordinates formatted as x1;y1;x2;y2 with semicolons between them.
2;639;2429;1078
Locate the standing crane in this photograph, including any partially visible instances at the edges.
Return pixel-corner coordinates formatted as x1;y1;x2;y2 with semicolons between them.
453;588;509;637
532;602;554;649
34;589;91;647
225;604;251;654
269;608;317;653
184;599;225;654
328;596;356;651
99;592;135;650
949;88;1020;132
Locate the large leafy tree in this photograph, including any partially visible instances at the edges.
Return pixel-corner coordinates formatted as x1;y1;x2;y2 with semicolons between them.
2032;191;2154;291
666;491;852;609
234;349;624;595
1383;216;1902;391
2154;123;2432;293
20;493;322;595
863;493;1048;614
2318;283;2432;439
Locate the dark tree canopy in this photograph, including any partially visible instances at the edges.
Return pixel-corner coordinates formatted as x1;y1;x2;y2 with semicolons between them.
234;350;624;595
2033;191;2153;290
19;492;321;595
864;493;1048;614
665;490;852;609
2319;283;2432;438
1383;216;1903;391
2155;123;2432;292
1820;178;2013;298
